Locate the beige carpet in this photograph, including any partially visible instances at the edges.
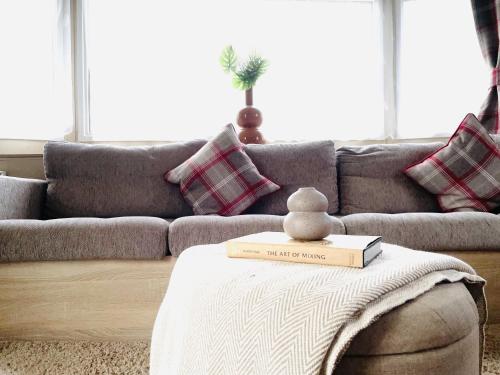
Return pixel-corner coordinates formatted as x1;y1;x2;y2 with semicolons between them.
0;341;149;375
484;327;500;375
0;330;498;375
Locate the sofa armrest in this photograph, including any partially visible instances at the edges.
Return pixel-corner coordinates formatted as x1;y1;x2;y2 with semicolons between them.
0;176;47;219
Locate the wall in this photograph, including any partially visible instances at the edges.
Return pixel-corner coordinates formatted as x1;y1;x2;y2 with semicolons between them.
0;140;46;179
0;155;44;179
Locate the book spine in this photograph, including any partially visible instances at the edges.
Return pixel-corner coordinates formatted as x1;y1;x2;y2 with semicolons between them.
226;242;364;268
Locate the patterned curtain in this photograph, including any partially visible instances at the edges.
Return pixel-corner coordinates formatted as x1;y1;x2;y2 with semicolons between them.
471;0;500;133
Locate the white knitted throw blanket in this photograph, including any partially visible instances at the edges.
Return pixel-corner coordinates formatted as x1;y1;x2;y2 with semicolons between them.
150;243;486;375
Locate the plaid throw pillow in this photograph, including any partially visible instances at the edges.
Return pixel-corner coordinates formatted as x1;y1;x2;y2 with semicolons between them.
404;113;500;212
165;124;280;216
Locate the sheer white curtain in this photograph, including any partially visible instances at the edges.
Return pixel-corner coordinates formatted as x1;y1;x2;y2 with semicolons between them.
397;0;488;138
84;0;384;141
0;0;73;140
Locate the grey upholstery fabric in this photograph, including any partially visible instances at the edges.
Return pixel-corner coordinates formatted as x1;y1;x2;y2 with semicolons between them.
346;283;478;355
337;143;443;214
0;217;169;261
168;214;346;256
244;141;338;215
336;327;479;375
341;212;500;251
43;141;205;218
43;140;338;218
0;176;47;220
337;283;480;375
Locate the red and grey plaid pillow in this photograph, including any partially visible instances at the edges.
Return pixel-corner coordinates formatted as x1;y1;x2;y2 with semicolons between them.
404;113;500;212
165;124;280;216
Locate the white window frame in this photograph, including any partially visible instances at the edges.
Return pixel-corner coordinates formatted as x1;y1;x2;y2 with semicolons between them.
74;0;91;141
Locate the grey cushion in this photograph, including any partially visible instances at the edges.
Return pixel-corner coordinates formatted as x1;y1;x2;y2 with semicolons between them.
342;212;500;251
244;141;338;215
43;140;338;218
337;283;480;375
0;217;169;261
168;214;346;256
0;177;47;220
43;141;205;218
337;143;443;214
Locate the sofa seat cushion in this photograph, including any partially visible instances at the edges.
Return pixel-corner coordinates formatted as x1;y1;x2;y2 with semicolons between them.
341;212;500;251
168;214;346;256
0;217;169;262
337;283;479;375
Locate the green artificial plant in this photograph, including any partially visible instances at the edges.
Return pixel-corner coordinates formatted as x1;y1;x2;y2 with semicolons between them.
220;46;268;91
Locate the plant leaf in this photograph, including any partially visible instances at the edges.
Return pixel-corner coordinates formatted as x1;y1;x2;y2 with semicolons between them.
232;74;244;90
220;45;237;73
235;54;268;90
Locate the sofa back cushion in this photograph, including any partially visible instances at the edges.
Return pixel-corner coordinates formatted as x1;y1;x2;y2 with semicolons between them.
244;140;338;215
44;140;338;218
44;141;205;218
337;143;443;214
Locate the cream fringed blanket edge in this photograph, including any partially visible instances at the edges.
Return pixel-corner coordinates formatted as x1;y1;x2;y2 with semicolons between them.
150;243;486;375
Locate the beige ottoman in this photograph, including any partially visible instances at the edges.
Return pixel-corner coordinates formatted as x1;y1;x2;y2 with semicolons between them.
336;282;482;375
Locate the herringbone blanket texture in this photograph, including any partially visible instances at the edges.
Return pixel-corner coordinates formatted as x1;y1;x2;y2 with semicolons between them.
150;243;486;375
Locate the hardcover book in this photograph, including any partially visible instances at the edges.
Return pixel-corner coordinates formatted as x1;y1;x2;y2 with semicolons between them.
226;232;382;268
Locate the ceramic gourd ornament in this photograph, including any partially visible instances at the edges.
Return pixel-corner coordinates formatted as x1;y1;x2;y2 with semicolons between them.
283;187;332;241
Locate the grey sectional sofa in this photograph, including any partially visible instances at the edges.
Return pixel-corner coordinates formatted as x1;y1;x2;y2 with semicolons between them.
0;140;499;340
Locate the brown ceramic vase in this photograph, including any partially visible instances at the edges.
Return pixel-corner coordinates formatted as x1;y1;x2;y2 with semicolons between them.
237;88;265;144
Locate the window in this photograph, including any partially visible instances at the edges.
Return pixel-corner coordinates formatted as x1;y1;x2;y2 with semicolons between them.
83;0;382;141
0;0;490;142
398;0;488;138
0;0;72;140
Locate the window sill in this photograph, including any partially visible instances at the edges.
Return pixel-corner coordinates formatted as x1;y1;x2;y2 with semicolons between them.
0;137;449;157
